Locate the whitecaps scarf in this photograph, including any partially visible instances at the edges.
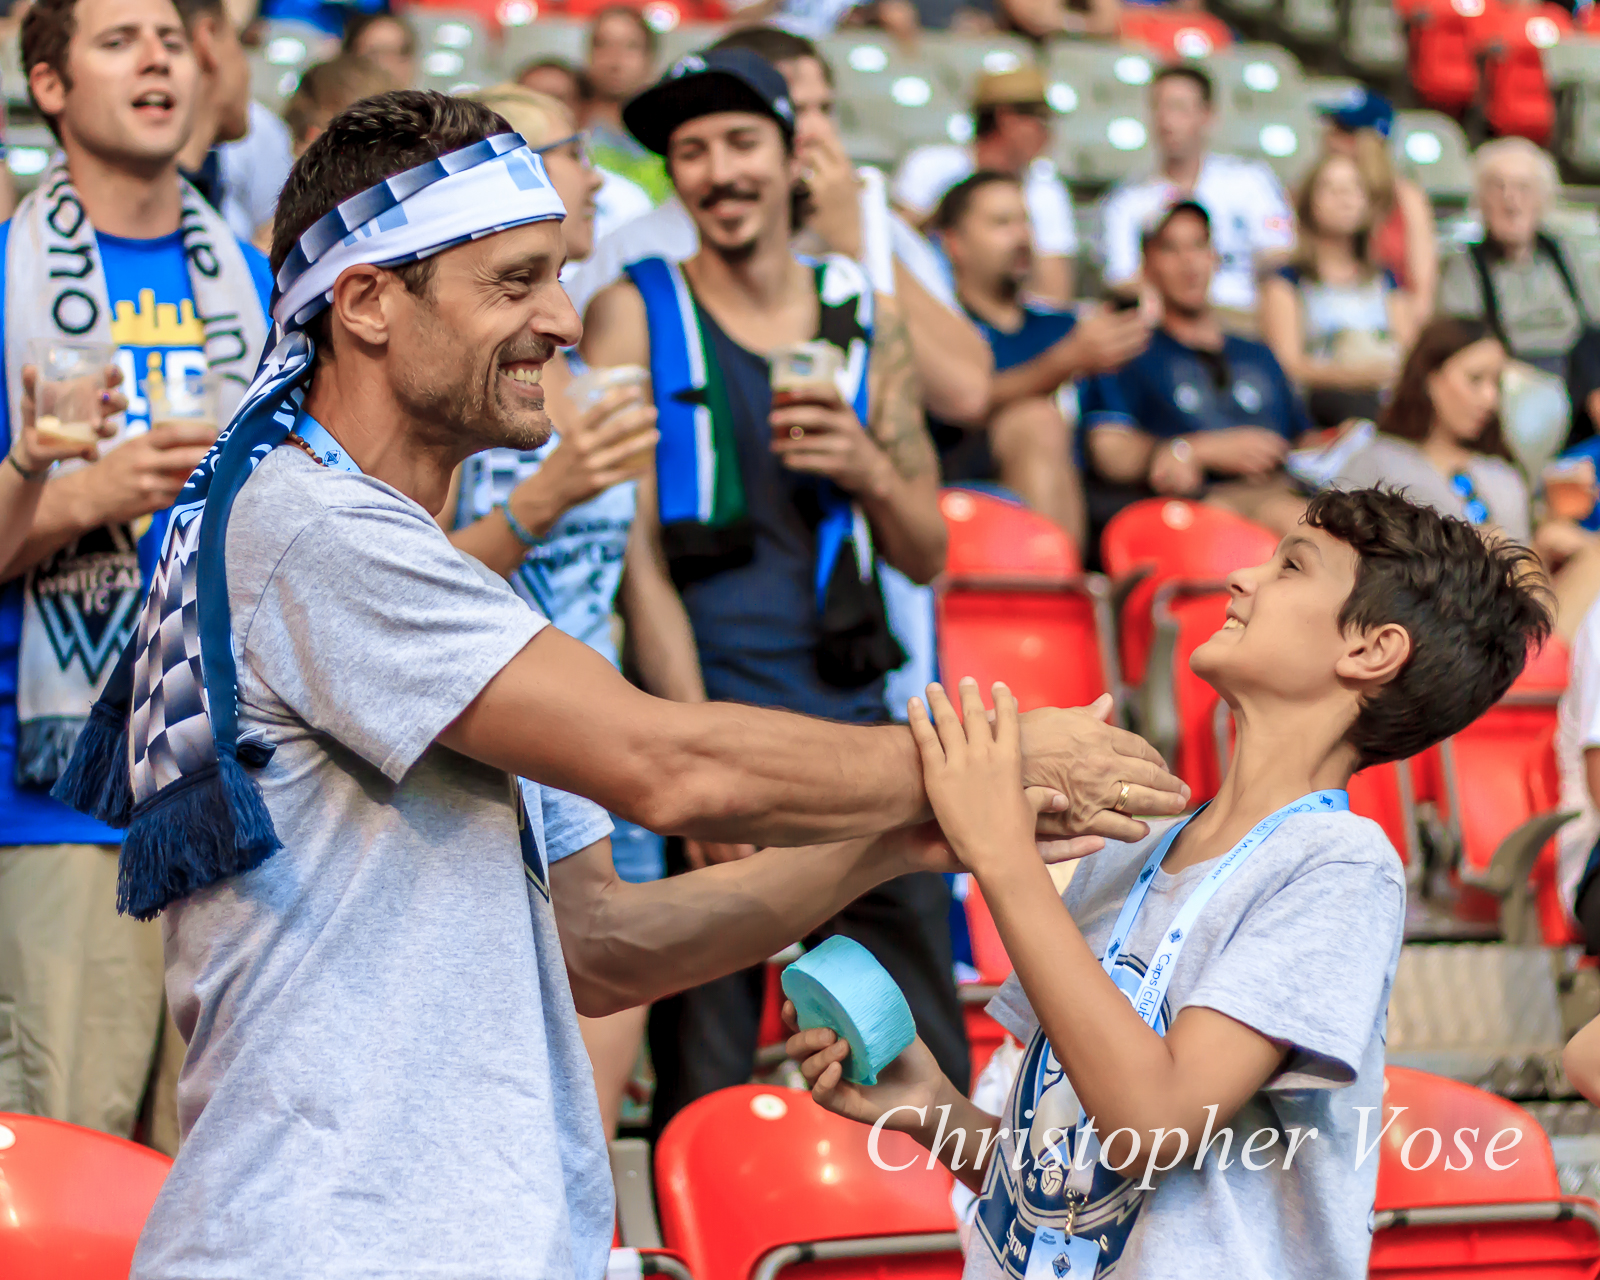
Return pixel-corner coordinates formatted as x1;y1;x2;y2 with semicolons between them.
53;132;568;919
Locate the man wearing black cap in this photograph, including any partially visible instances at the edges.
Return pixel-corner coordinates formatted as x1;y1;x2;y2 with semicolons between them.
582;48;963;1134
1079;200;1312;536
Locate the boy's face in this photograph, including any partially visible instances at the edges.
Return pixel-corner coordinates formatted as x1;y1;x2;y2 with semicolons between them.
1191;524;1363;702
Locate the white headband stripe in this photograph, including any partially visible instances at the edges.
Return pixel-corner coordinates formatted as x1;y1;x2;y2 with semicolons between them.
272;142;566;331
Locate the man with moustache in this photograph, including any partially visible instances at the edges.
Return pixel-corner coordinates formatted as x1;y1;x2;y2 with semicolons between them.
581;50;967;1135
52;89;1188;1275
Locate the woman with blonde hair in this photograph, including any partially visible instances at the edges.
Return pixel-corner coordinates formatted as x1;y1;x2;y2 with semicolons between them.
1258;148;1418;426
447;83;663;1137
1316;88;1438;314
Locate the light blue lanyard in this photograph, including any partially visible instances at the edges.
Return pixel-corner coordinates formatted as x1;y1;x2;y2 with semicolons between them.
1051;787;1351;1201
1102;788;1350;1028
293;415;364;476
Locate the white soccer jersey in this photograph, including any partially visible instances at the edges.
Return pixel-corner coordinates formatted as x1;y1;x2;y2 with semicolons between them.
1099;151;1295;312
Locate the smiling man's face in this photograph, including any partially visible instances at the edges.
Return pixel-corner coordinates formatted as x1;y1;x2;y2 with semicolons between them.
384;220;581;457
32;0;199;168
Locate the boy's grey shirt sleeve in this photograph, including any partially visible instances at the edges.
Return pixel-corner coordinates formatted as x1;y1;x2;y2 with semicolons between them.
1181;854;1404;1091
242;498;545;783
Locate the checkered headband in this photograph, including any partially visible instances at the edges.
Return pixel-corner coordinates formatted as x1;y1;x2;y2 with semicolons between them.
52;136;567;920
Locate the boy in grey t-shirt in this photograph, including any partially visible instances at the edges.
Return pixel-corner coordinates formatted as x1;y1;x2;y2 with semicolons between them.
788;487;1553;1279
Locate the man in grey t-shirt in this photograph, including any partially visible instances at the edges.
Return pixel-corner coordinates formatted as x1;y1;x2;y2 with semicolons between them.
123;93;1190;1279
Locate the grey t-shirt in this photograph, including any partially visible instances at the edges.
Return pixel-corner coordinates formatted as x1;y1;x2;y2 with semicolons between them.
133;447;616;1280
1330;435;1531;543
965;811;1405;1280
1438;234;1600;363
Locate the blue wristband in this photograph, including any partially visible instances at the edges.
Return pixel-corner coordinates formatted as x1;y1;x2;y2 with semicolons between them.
499;499;540;548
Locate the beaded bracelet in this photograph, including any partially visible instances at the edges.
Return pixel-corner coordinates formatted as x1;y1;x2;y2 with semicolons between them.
499;499;540;548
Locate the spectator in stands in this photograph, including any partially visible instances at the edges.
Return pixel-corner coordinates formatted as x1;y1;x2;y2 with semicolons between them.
171;0;264;235
1100;66;1295;321
342;11;415;89
472;82;651;247
1329;319;1527;533
935;170;1149;547
893;66;1078;306
581;49;963;1140
582;4;669;204
1439;137;1600;446
1258;151;1418;428
282;52;395;155
1081;200;1311;535
572;27;995;430
1316;87;1438;316
1330;316;1600;635
516;54;583;113
2;0;272;1142
447;85;660;1137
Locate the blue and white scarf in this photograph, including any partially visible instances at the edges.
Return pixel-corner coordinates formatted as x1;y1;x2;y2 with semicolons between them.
53;133;568;920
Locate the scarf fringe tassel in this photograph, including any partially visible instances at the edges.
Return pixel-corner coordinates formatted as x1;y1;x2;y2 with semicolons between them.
49;700;134;827
116;752;283;921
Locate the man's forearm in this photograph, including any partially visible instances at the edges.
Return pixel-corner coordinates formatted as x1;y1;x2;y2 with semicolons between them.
442;626;931;845
860;471;948;586
1087;427;1156;485
989;339;1081;411
897;263;994;426
1;468;96;582
555;834;895;1014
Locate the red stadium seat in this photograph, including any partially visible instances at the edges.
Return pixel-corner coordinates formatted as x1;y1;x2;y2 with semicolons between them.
936;489;1119;715
961;881;1014;1090
1478;3;1570;143
1403;0;1488;113
1347;761;1422;866
1444;637;1568;925
1371;1067;1600;1277
1118;8;1234;59
655;1085;961;1280
1100;500;1278;798
0;1114;170;1280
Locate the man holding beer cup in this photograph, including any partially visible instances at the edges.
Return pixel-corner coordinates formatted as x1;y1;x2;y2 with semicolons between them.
0;0;271;1140
581;48;960;1135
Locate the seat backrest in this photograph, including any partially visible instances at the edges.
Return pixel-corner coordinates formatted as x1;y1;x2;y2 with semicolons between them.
937;490;1113;712
0;1114;171;1280
1377;1066;1560;1209
1101;499;1278;687
656;1085;959;1280
1393;111;1475;200
1118;9;1234;61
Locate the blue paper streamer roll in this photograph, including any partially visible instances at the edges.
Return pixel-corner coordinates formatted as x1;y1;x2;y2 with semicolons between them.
780;935;916;1086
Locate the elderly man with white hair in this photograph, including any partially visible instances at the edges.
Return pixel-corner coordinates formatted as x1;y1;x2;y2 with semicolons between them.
1438;136;1600;443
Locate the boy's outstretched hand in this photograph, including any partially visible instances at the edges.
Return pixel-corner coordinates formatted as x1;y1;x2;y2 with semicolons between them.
783;998;950;1134
910;678;1043;877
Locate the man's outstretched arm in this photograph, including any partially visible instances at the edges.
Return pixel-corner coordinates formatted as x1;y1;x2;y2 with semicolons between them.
441;628;1188;848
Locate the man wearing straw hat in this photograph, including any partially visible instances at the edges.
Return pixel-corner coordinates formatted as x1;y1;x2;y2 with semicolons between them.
56;89;1187;1276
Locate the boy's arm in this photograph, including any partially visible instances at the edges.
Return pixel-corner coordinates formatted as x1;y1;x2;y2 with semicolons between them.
910;681;1288;1173
1564;1009;1600;1104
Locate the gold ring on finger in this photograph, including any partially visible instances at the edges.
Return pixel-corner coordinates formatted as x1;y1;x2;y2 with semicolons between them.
1112;780;1132;814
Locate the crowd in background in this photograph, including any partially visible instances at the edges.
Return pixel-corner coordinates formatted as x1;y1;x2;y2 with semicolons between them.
4;0;1600;1163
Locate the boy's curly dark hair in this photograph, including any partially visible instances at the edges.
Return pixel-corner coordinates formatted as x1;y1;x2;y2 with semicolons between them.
1306;487;1553;770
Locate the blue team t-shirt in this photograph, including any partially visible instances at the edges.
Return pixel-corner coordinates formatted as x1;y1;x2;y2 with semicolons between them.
1079;329;1310;454
970;303;1077;372
0;222;272;846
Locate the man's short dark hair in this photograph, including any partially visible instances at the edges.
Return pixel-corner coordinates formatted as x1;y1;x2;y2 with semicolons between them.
1152;64;1213;106
21;0;79;126
1304;487;1552;771
709;25;833;84
932;169;1020;233
270;90;509;350
589;4;657;57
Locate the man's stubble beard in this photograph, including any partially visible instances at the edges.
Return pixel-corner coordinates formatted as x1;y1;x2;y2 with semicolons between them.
392;309;554;456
